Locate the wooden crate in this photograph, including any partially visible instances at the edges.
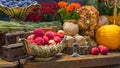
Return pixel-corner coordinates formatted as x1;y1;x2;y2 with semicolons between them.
2;43;28;62
0;31;24;53
0;33;5;53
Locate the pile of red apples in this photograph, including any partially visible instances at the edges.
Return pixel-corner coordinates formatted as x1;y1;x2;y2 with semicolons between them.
27;28;65;46
91;45;109;55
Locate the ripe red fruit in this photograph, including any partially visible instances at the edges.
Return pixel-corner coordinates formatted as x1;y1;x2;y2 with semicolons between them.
27;34;34;40
34;37;44;45
45;31;56;40
100;47;109;55
57;30;65;38
43;36;49;45
28;39;35;44
34;28;44;38
91;47;99;55
53;36;61;43
48;40;56;45
98;45;105;49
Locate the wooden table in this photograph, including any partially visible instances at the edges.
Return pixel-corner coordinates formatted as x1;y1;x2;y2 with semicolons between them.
0;58;19;68
20;52;120;68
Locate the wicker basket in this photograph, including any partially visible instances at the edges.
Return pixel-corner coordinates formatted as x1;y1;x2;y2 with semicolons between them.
20;37;66;61
62;45;94;55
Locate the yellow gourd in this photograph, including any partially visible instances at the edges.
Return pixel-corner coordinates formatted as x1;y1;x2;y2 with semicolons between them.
96;25;120;50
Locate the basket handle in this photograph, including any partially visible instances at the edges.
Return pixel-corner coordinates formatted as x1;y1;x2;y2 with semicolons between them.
19;38;31;54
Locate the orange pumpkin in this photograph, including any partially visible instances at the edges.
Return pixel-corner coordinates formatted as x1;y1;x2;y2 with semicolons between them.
96;25;120;50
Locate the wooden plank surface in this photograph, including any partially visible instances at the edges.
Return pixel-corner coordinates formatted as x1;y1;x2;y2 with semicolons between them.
0;58;19;68
20;52;120;68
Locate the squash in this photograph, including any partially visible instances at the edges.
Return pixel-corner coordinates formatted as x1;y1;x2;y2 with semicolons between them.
64;35;74;47
96;25;120;50
63;20;79;36
74;34;86;46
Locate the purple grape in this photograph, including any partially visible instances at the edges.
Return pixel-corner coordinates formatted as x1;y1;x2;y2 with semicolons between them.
1;0;6;4
0;0;38;7
18;1;23;7
0;2;2;5
22;3;28;7
3;2;9;6
9;5;14;8
26;1;32;6
13;4;18;7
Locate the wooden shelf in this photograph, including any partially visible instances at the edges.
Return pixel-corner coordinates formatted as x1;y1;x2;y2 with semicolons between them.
20;52;120;68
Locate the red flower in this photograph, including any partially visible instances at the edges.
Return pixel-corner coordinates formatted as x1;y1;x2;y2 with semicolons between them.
27;2;60;22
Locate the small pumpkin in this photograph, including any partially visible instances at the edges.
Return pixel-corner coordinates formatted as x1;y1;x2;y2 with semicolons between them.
74;34;86;46
63;20;79;36
96;25;120;50
64;35;74;47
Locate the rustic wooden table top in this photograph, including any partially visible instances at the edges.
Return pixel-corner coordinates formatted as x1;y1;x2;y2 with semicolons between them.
0;58;18;68
20;52;120;68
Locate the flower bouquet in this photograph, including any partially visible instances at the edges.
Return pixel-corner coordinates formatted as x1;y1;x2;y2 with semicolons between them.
27;2;60;22
57;1;81;20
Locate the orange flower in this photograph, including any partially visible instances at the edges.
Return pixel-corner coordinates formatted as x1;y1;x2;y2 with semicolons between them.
66;3;81;12
58;2;81;20
66;6;72;12
58;1;67;8
69;3;81;10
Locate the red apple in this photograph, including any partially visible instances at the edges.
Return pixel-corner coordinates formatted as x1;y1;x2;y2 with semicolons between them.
34;37;44;45
48;40;56;45
57;30;65;38
34;28;44;38
100;47;109;55
27;34;34;40
28;39;35;44
45;31;56;40
98;45;105;50
91;47;99;55
53;36;61;43
43;36;49;45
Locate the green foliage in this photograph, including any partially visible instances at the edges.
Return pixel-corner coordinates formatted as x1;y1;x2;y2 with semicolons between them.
0;21;62;33
84;0;98;9
58;9;79;20
98;2;113;16
58;9;67;20
26;21;62;30
42;14;59;22
68;11;80;20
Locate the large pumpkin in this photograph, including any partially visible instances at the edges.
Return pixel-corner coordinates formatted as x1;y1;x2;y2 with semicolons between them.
96;25;120;50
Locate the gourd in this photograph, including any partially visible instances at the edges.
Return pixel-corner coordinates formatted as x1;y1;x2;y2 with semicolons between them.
96;25;120;50
74;34;86;46
63;20;79;36
64;35;74;47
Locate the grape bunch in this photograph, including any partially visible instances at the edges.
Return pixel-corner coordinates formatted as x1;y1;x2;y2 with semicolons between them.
0;0;37;8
